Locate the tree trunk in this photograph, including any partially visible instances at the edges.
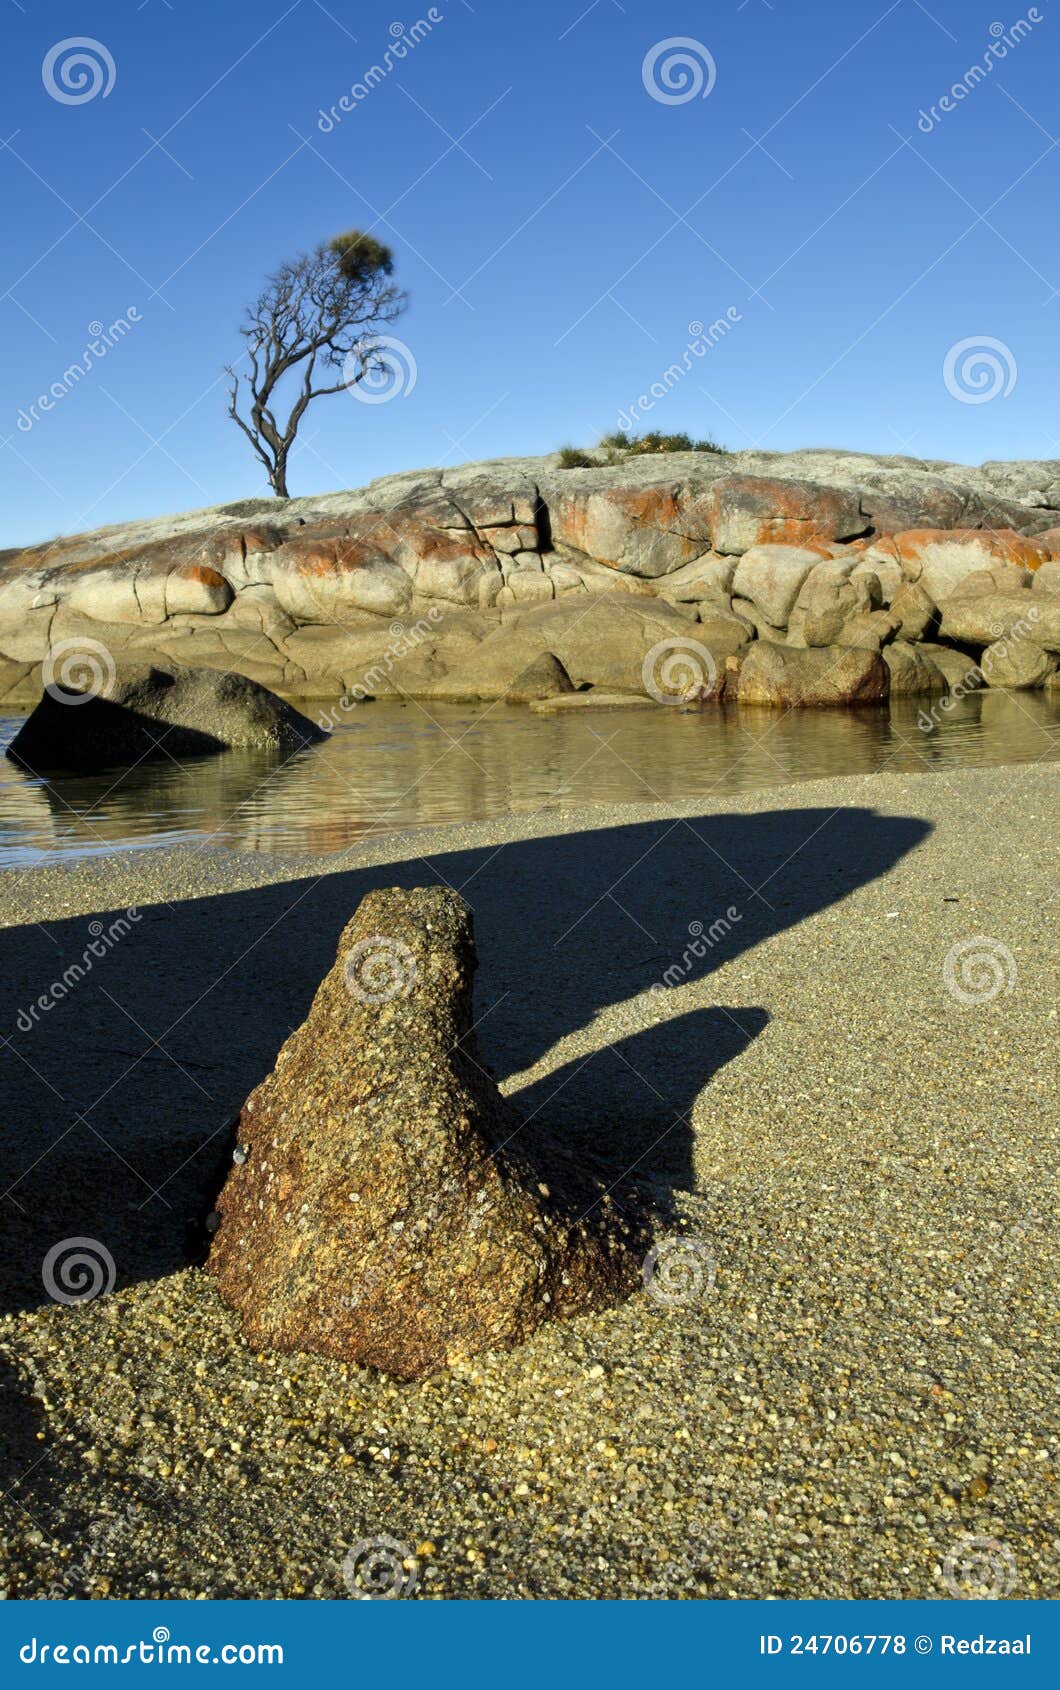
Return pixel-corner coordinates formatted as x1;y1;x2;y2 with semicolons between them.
270;458;289;498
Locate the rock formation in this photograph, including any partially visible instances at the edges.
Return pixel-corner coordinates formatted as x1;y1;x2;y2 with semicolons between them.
735;644;889;708
3;448;1060;711
6;663;325;772
207;886;644;1379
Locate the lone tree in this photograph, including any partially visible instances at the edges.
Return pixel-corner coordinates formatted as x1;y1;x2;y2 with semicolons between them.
226;230;406;498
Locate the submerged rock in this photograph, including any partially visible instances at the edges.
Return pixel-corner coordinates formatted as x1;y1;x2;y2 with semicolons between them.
882;639;947;696
503;651;575;703
736;643;889;708
207;886;643;1379
916;642;983;693
415;627;573;702
7;663;325;772
980;637;1057;689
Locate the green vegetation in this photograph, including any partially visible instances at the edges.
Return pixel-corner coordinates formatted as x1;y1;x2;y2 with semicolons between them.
556;431;726;467
226;228;405;498
329;229;395;284
602;429;725;455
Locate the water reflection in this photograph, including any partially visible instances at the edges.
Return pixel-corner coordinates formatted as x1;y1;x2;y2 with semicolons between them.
0;690;1056;865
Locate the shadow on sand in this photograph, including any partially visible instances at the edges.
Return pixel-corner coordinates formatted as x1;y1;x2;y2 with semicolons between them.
0;801;930;1317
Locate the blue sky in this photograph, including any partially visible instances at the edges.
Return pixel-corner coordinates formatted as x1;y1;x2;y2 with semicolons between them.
2;0;1058;543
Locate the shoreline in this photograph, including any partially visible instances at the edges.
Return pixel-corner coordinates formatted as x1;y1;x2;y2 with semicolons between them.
4;448;1060;716
2;683;1057;868
3;753;1057;911
1;762;1057;1598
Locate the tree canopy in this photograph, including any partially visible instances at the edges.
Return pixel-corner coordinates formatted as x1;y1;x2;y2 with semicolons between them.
226;230;407;497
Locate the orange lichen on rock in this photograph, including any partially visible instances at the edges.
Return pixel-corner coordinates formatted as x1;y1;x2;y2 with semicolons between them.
709;475;867;554
893;528;1049;571
173;563;228;589
546;484;713;577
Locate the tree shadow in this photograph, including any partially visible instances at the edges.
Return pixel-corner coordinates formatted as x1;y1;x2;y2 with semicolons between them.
0;802;930;1316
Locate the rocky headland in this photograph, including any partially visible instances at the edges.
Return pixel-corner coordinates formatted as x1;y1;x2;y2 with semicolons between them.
3;448;1060;714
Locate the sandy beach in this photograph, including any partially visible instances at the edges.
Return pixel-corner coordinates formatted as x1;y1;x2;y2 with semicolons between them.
1;762;1056;1599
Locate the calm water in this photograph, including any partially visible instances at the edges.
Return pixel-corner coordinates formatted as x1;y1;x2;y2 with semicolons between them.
0;691;1057;866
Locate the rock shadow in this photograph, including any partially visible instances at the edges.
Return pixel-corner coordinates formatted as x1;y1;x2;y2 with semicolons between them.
509;1006;771;1203
0;802;930;1315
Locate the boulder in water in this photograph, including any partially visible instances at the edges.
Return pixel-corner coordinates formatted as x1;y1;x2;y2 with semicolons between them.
7;663;325;772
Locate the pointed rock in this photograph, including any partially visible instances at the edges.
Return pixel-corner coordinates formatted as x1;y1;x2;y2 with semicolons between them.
207;886;643;1379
